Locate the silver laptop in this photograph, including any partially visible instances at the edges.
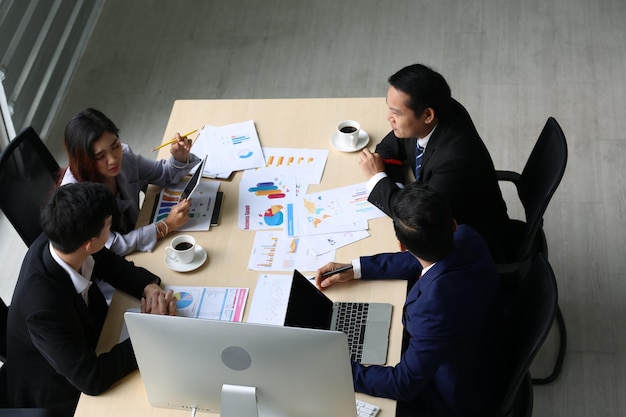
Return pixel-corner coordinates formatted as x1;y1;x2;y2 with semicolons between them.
285;270;392;365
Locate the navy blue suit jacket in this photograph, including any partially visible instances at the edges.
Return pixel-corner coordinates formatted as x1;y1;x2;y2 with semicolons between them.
352;225;503;417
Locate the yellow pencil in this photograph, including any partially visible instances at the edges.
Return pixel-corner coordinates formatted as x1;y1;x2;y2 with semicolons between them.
151;129;198;151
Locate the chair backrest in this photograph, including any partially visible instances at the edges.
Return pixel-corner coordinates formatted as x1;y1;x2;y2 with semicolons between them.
0;296;7;363
0;127;60;247
1;298;55;415
495;254;558;416
514;117;568;261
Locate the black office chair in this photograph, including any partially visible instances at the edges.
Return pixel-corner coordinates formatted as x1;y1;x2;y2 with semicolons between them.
496;117;567;384
0;127;60;247
493;254;558;417
1;297;55;416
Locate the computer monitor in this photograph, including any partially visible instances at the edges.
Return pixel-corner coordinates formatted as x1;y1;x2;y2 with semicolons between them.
124;312;358;417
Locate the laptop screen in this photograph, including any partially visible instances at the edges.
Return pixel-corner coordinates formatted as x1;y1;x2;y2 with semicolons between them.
284;269;333;330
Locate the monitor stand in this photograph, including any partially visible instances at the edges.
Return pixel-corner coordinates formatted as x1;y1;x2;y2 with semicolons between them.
221;384;259;417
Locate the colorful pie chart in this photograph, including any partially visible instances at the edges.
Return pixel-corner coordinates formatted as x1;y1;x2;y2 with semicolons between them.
174;291;193;309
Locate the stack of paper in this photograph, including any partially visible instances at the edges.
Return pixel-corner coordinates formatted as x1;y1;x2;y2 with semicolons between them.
190;120;265;178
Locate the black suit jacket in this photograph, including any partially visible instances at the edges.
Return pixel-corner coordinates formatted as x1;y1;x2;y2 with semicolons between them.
369;99;510;260
6;234;159;417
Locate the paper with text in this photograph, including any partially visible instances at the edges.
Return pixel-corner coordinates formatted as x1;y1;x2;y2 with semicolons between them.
164;286;249;322
246;274;293;325
248;230;335;272
152;180;220;231
191;120;265;176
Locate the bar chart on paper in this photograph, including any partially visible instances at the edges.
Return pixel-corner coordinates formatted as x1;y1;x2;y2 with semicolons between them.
255;147;328;184
152;181;220;231
238;174;296;231
247;231;334;272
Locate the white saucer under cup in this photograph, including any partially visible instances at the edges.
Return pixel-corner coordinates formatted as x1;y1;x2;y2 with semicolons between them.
336;120;360;149
165;245;208;272
331;129;370;152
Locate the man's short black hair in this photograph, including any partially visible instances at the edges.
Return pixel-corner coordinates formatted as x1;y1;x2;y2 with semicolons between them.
388;63;452;119
391;183;454;262
41;182;115;253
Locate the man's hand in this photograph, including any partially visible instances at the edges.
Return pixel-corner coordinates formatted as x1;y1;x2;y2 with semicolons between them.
359;148;385;179
141;284;177;315
315;262;355;289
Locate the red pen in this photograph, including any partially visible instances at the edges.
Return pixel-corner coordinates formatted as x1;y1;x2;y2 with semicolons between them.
381;158;403;166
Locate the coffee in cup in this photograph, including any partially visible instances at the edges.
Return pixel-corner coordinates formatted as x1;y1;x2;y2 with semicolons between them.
166;235;196;264
336;120;361;149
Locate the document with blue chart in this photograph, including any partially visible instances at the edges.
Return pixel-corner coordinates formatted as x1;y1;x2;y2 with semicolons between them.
190;120;266;176
151;180;220;231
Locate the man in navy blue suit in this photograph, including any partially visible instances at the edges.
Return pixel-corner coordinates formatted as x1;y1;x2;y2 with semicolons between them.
315;183;503;417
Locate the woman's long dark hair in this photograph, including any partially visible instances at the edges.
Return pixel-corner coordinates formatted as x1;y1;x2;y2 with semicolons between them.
63;108;120;183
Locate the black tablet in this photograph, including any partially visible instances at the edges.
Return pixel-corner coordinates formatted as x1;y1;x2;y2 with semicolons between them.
179;155;207;202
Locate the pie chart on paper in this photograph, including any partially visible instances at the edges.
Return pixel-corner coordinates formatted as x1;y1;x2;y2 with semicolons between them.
174;291;194;309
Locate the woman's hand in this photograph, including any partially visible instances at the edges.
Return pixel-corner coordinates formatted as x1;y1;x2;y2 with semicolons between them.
170;132;193;163
161;199;191;235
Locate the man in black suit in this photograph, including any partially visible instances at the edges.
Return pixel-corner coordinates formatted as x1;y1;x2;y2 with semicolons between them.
6;182;177;417
361;63;510;261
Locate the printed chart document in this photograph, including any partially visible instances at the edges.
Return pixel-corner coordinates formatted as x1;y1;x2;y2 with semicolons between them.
238;173;296;231
191;120;265;176
152;180;220;231
245;147;329;185
286;182;385;237
119;285;248;341
247;231;335;272
164;285;249;322
246;274;293;325
301;230;370;255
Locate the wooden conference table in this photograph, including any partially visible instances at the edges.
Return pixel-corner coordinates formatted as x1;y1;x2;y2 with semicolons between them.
75;98;407;417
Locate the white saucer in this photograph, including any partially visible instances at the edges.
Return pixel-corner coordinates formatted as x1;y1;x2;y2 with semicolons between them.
165;245;208;272
331;129;370;152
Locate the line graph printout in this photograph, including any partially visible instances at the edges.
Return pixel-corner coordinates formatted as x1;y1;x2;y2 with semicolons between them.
248;231;335;272
301;230;371;255
243;147;328;185
191;120;265;175
238;173;296;231
164;286;249;322
246;274;293;325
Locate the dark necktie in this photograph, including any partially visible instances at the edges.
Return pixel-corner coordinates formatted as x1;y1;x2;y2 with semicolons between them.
415;143;425;180
87;281;109;331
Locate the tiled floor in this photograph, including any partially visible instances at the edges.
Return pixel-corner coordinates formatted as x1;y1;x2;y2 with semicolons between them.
2;1;626;415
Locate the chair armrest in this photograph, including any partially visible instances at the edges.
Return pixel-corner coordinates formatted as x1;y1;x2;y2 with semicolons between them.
496;170;521;183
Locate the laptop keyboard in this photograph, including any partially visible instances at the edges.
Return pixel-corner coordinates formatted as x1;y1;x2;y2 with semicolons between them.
334;302;369;362
356;399;380;417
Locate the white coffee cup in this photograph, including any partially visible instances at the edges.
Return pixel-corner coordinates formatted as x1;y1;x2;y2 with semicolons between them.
336;120;361;149
166;235;196;264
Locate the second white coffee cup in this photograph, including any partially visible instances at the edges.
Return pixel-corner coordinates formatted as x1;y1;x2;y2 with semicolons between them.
166;235;196;264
